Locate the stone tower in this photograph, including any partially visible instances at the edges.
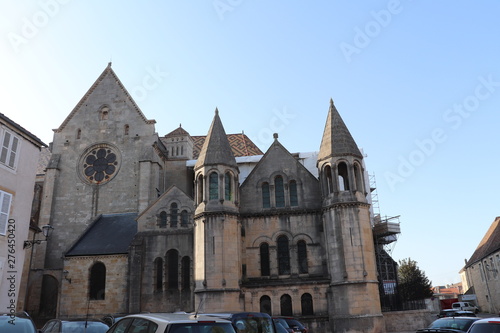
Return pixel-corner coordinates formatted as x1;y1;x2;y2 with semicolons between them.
193;109;242;311
317;99;384;333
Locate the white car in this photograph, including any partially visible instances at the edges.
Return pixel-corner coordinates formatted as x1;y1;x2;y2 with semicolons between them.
106;313;237;333
452;302;479;313
466;317;500;332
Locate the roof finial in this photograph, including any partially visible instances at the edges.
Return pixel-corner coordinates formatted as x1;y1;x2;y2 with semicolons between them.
215;107;219;115
273;133;278;140
179;123;182;128
108;61;112;68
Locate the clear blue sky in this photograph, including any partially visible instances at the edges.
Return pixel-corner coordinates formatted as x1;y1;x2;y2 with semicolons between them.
2;1;500;287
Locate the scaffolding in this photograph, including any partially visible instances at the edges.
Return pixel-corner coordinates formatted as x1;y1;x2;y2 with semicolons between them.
370;173;402;311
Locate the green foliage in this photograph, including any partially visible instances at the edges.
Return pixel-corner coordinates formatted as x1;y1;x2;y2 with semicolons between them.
398;258;433;301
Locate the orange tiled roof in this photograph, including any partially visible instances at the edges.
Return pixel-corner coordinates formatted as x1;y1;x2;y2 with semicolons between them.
192;133;263;160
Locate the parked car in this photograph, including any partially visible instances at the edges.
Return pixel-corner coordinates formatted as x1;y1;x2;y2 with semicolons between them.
40;318;109;333
272;317;308;333
416;316;480;333
203;312;276;333
106;313;236;333
466;317;500;333
452;302;479;313
0;312;39;333
438;309;476;318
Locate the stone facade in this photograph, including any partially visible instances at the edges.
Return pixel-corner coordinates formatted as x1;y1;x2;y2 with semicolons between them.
26;64;389;332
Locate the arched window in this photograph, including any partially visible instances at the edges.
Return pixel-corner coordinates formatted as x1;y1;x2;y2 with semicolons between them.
260;243;270;276
209;172;218;200
166;250;179;290
353;163;363;192
277;235;290;275
260;295;272;315
338;162;350;191
297;240;308;274
124;124;129;135
159;211;167;228
181;256;191;291
76;129;81;140
176;146;179;156
275;176;285;207
280;294;293;316
197;174;204;204
289;180;298;206
170;203;178;227
154;258;163;291
225;172;232;201
301;293;314;316
89;262;106;300
181;210;188;227
325;165;334;194
181;146;184;155
100;107;109;120
262;182;270;208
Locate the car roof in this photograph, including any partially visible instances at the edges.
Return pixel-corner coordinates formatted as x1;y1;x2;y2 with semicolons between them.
470;317;500;324
123;313;232;323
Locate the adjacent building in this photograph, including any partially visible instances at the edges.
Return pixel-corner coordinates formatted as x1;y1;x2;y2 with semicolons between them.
25;63;397;332
0;113;46;313
460;217;500;314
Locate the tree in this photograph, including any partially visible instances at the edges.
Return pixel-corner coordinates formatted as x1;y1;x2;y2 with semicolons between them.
398;258;433;301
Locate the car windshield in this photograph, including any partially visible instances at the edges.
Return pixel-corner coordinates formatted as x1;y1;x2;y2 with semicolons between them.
62;321;109;333
168;322;236;333
468;322;500;333
0;316;36;333
232;314;274;333
429;318;477;331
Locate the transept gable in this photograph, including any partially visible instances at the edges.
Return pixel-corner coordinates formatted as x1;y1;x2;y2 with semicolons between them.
240;134;319;189
55;63;155;135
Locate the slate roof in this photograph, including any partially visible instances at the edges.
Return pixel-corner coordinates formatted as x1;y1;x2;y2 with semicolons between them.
65;213;138;256
465;216;500;267
0;112;47;148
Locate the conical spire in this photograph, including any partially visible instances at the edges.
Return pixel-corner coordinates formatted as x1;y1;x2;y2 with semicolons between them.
318;99;362;162
194;108;237;169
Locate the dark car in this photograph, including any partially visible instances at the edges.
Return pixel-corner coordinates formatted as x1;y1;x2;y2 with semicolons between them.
272;317;308;333
438;309;476;318
41;318;109;333
416;316;480;333
466;317;500;333
0;312;39;333
203;312;276;333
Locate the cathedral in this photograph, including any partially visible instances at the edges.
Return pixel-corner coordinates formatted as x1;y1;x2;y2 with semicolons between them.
27;63;388;332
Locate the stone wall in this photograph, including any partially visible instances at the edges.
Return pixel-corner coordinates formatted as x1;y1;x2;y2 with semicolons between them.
384;310;434;332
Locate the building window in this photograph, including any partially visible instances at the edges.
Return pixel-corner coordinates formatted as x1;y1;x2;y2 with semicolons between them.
325;165;334;194
197;174;204;204
89;262;106;300
338;162;350;191
262;182;270;208
209;172;218;200
277;235;290;275
260;295;272;315
280;294;293;316
76;129;81;139
159;211;167;228
0;130;19;169
275;176;285;207
0;190;12;235
225;172;232;201
181;210;188;227
166;250;179;290
100;106;109;120
170;203;178;227
260;243;270;276
297;240;308;274
353;162;363;192
289;180;298;206
154;258;163;291
301;293;314;316
181;256;191;291
124;124;129;135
